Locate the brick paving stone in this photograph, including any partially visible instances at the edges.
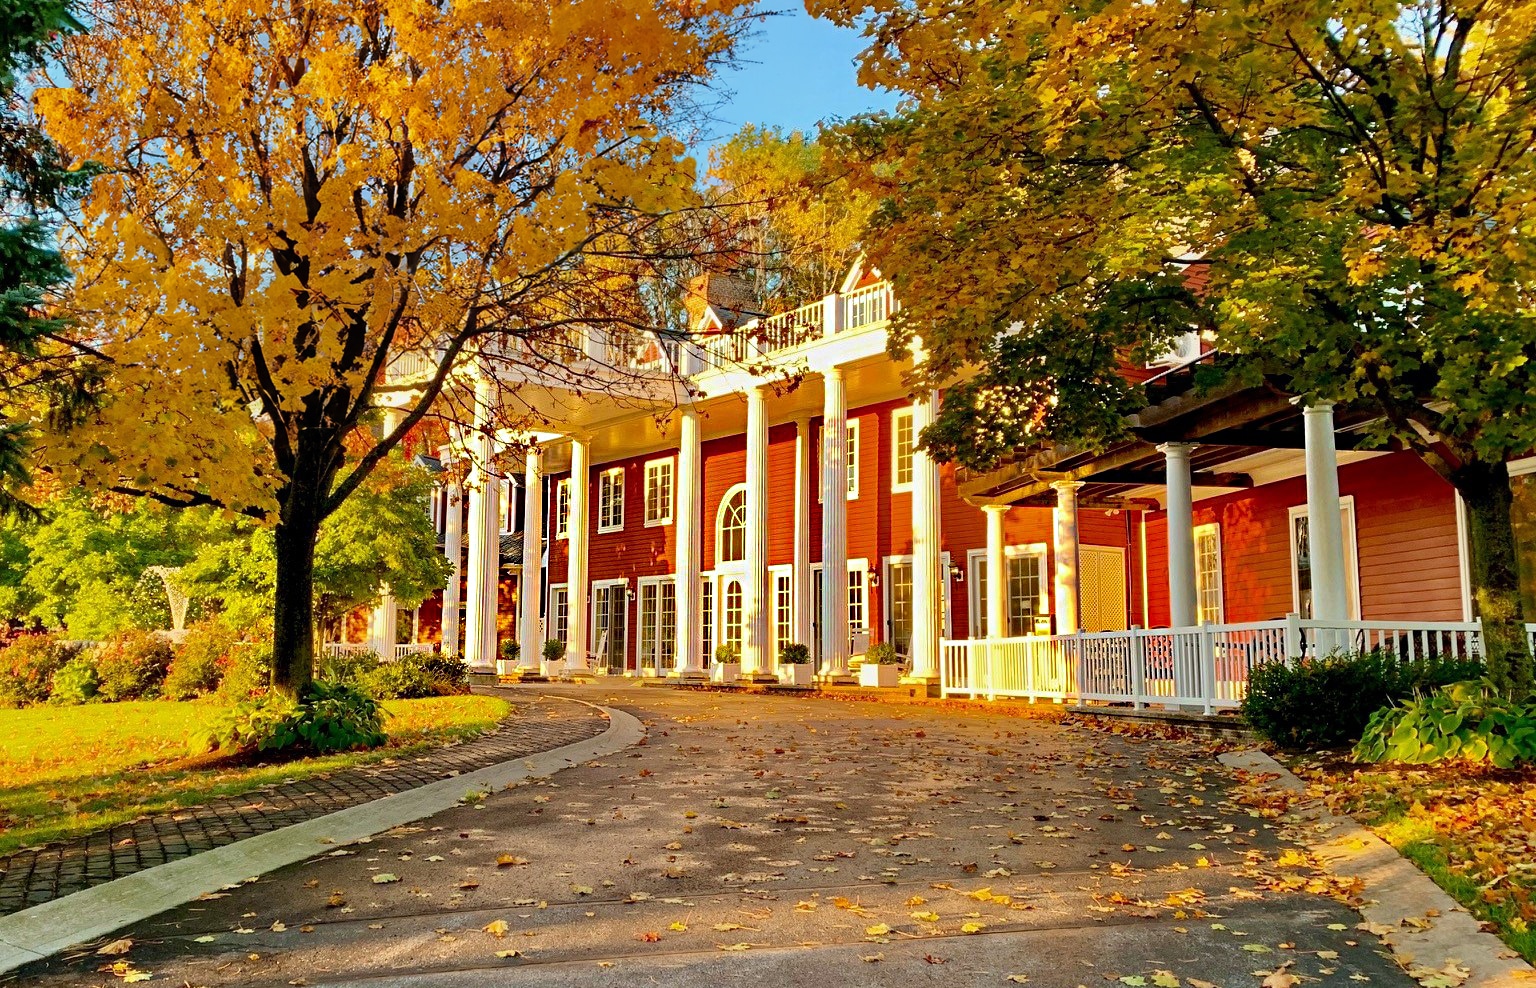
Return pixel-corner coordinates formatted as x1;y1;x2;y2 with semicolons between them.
0;693;605;915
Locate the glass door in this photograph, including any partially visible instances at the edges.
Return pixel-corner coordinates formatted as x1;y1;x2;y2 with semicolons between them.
592;583;628;674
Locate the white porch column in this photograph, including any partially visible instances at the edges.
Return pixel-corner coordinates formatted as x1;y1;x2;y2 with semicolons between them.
367;408;406;657
820;367;852;678
463;480;500;668
564;437;591;671
792;417;814;649
441;481;463;655
674;408;705;677
1052;481;1083;635
742;386;772;679
1303;402;1351;622
908;390;943;683
1161;442;1198;628
518;446;544;673
984;504;1008;638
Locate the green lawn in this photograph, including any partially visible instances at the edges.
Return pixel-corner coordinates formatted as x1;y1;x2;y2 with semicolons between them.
0;694;511;856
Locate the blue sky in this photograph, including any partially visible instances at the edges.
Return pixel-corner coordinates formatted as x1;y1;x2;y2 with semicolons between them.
698;5;900;149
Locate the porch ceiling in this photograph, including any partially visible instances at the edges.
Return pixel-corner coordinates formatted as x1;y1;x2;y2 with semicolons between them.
958;371;1387;507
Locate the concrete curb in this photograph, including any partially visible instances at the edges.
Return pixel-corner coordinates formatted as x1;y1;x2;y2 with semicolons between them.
0;701;644;976
1219;749;1536;988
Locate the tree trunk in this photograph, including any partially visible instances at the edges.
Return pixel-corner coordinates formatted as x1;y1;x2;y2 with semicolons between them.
1450;458;1534;697
271;508;321;700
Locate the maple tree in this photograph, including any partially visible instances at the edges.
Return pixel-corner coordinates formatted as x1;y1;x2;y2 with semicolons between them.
33;0;753;696
816;0;1536;692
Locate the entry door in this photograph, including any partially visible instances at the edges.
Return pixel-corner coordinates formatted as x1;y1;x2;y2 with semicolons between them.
592;583;628;674
1080;546;1128;632
812;567;825;670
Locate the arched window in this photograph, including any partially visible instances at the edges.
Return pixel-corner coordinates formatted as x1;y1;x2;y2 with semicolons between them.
716;484;747;564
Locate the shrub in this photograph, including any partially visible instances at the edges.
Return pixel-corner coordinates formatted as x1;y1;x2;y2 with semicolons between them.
0;634;75;706
714;643;740;664
1242;649;1481;749
49;654;100;705
542;639;567;665
317;648;381;687
93;628;175;701
1355;680;1536;768
360;651;467;699
499;639;519;664
780;642;811;665
163;620;240;699
866;641;900;665
200;681;386;756
213;641;271;702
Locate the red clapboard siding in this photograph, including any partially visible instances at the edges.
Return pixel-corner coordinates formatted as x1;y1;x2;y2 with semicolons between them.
1140;451;1462;626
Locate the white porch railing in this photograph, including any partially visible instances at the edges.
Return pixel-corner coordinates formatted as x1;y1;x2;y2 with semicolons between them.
940;616;1535;713
322;642;438;661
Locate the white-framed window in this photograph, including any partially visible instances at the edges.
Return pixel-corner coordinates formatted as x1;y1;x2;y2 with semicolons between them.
722;577;744;654
499;477;515;534
848;557;868;630
701;576;715;665
968;545;1049;638
555;479;571;540
884;553;954;653
597;467;625;534
548;583;570;645
644;457;674;527
637;576;677;673
716;484;747;565
1194;522;1224;625
847;418;861;499
1288;496;1361;619
771;565;793;656
891;408;915;493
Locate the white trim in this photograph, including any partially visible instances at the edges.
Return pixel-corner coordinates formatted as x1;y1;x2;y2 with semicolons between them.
643;456;675;528
635;574;677;672
769;564;794;658
966;543;1048;637
554;479;571;541
596;466;625;534
882;552;954;652
1288;495;1361;620
1507;455;1536;479
1455;492;1474;621
890;407;914;494
1193;522;1225;625
1139;511;1150;625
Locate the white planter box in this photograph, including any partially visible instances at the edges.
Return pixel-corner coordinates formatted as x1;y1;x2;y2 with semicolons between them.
859;664;900;688
779;664;814;687
712;662;741;684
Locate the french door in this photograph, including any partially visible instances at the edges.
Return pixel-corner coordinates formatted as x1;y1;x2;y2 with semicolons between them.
591;581;628;674
636;577;676;674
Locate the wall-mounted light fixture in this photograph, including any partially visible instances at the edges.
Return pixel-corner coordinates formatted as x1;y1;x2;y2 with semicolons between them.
950;564;965;584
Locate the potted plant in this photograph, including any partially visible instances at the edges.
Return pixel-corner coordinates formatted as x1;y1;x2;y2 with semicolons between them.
541;638;567;675
859;641;902;688
711;643;741;683
778;643;813;687
496;638;519;677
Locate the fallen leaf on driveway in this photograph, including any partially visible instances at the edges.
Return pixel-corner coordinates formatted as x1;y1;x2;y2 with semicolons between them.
371;873;400;884
483;920;509;938
96;939;133;956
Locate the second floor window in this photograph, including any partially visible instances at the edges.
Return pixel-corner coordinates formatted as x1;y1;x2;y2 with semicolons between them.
645;457;674;526
892;408;914;491
598;467;624;533
555;479;571;539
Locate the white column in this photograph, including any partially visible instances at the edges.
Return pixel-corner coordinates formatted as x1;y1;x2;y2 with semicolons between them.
1161;442;1198;628
1052;481;1083;635
908;391;943;682
518;446;544;673
792;417;814;649
463;379;501;669
441;481;463;655
1303;403;1351;622
368;407;406;657
674;408;705;677
820;368;851;678
565;437;591;671
742;386;772;678
984;504;1008;639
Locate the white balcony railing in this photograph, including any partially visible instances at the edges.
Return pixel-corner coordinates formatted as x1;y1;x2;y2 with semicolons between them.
322;642;439;661
940;616;1534;713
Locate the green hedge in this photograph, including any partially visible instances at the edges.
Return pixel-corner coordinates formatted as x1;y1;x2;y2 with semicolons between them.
1242;649;1481;749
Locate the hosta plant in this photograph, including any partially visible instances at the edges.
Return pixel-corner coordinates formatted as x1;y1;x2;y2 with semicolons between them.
1354;680;1536;769
199;681;386;756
